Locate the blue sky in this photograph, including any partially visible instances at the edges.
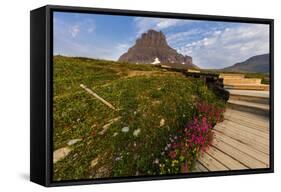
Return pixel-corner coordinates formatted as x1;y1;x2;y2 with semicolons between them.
54;12;269;69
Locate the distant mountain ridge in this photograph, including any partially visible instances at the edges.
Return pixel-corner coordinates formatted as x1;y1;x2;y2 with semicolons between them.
223;54;269;73
118;29;198;69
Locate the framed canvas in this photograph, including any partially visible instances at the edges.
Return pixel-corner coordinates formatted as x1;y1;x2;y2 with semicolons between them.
30;5;274;187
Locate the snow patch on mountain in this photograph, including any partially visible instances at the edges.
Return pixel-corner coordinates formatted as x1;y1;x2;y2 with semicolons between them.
151;57;161;64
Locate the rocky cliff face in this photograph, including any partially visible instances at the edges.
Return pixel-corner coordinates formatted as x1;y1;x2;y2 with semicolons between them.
118;30;197;69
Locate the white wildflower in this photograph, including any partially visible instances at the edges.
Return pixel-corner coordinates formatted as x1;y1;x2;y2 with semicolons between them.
154;158;159;164
133;129;141;137
160;118;165;127
121;126;129;132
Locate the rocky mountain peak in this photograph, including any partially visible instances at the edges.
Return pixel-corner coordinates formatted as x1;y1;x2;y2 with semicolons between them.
135;30;168;47
118;30;198;69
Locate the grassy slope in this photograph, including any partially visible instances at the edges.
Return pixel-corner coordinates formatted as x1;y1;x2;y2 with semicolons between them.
53;56;222;181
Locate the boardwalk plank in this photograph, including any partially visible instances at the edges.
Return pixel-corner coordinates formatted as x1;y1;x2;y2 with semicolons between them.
224;115;269;133
211;136;267;168
218;120;269;139
198;152;228;171
225;109;269;123
224;111;269;127
193;161;209;172
214;130;269;164
215;124;269;149
206;146;248;170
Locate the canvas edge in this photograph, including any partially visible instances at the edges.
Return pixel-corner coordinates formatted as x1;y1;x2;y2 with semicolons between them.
30;4;274;187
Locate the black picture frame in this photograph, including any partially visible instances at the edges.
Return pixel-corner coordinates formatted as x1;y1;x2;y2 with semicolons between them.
30;4;274;187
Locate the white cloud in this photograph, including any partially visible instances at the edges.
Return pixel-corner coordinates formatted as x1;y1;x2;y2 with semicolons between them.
54;15;100;58
69;25;80;38
87;27;94;33
68;21;95;38
83;18;96;34
134;17;193;37
167;29;201;43
55;15;95;39
54;33;132;61
174;24;269;69
155;19;182;29
54;14;130;61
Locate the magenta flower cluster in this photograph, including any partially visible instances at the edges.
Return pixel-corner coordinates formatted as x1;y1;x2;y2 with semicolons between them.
159;101;225;174
196;101;225;124
185;116;210;149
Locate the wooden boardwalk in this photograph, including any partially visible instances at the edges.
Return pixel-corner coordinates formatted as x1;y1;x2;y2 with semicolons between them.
194;90;270;172
220;73;269;91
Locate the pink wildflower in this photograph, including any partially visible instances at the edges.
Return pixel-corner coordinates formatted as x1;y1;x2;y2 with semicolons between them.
169;151;177;159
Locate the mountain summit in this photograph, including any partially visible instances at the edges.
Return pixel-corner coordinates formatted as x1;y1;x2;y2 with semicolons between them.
118;30;197;69
223;53;269;73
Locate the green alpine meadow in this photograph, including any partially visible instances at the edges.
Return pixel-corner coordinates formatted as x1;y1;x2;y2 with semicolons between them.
53;56;225;180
